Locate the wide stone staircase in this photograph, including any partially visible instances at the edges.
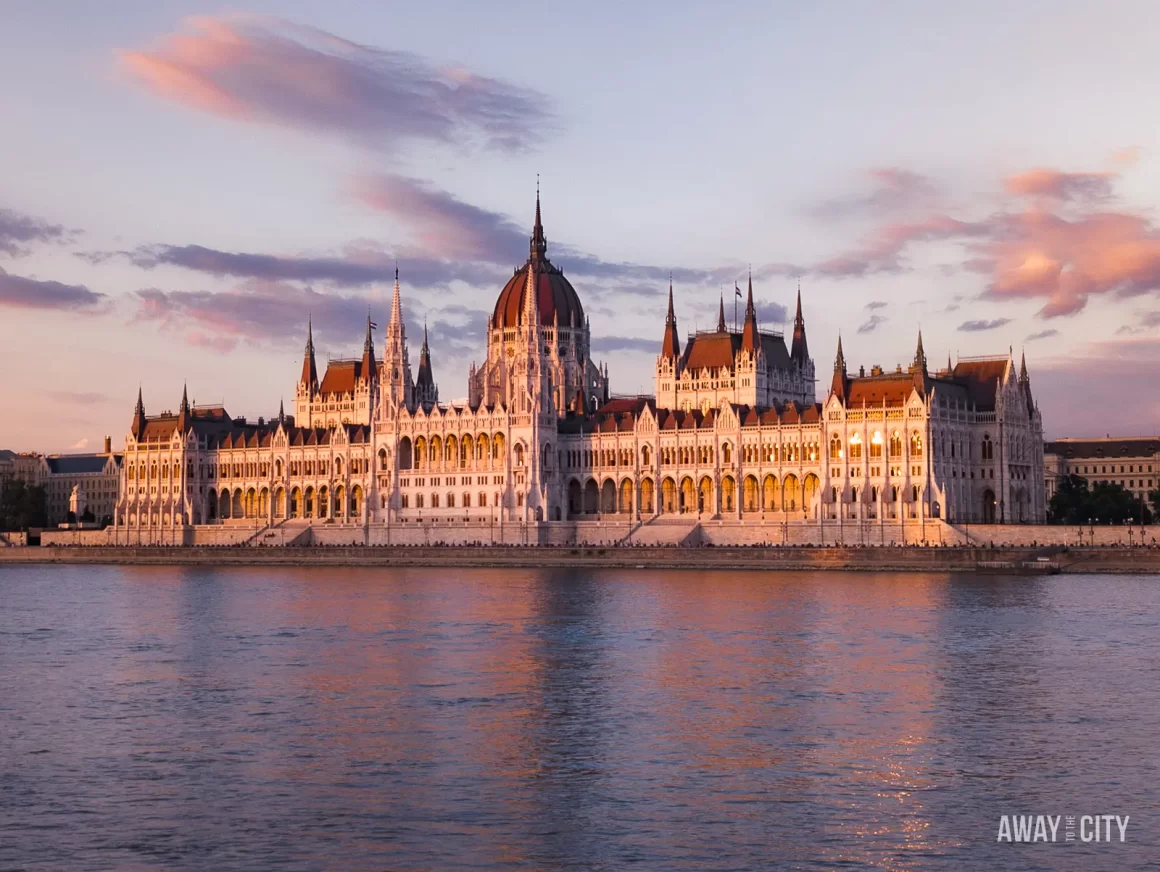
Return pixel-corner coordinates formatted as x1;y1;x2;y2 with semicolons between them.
620;517;703;546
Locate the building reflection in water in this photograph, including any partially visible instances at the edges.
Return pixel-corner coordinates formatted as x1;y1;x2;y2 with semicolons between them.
11;565;1155;869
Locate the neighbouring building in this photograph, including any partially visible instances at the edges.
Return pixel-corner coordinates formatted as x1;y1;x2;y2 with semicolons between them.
1043;437;1160;506
112;193;1046;541
1;438;122;525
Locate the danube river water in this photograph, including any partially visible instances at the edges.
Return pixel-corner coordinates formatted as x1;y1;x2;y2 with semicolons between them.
1;565;1157;870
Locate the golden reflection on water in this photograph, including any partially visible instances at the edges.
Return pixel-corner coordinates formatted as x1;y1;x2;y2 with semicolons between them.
11;565;1153;869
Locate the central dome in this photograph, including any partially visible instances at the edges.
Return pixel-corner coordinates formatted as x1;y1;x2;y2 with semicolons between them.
491;195;585;329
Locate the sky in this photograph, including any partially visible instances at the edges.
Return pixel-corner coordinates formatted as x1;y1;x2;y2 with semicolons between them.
3;0;1160;451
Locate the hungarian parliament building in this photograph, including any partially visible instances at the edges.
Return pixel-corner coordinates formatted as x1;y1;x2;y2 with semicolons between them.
113;195;1046;544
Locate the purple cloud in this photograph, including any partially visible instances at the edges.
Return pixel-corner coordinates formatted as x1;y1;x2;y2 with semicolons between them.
808;167;939;221
858;314;887;334
959;318;1011;332
0;267;105;311
1025;328;1059;341
134;280;379;350
0;208;69;257
121;16;554;153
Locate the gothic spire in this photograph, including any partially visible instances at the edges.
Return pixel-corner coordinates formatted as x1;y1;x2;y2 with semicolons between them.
741;272;759;352
180;382;189;414
388;266;403;337
716;292;726;332
530;177;547;262
830;333;848;402
790;281;809;366
913;329;927;373
131;386;147;440
361;310;376;382
278;398;285;426
1019;349;1028;382
661;276;681;359
300;318;318;389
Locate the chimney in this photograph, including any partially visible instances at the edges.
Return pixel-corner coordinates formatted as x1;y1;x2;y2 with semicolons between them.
859;366;865;377
103;435;112;454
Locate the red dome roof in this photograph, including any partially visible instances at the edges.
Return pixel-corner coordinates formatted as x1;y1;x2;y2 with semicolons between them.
491;192;585;329
493;263;584;329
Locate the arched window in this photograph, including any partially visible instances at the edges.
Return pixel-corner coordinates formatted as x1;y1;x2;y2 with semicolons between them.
910;431;923;457
982;435;994;460
869;431;883;458
514;444;525;467
722;443;732;464
830;435;842;460
641;445;651;466
849;433;863;459
889;432;903;458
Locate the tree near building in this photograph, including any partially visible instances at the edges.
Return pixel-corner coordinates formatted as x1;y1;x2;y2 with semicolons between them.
1050;474;1150;524
0;480;48;531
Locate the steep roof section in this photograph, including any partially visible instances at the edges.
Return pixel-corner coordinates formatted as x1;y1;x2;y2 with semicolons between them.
1045;438;1160;459
44;454;118;475
951;358;1008;411
318;359;372;395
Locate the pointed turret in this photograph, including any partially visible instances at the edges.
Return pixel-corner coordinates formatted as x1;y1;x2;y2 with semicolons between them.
913;330;927;373
661;278;681;359
416;321;438;406
1019;350;1034;413
741;273;759;351
790;282;809;366
382;264;414;411
131;387;147;440
278;398;285;427
522;253;541;328
831;334;848;401
176;382;190;432
360;311;376;382
300;319;318;390
717;293;727;333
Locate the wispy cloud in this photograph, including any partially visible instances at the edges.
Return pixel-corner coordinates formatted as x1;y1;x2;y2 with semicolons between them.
0;208;71;257
858;314;887;334
808;167;938;221
120;16;554;153
1003;168;1115;202
959;318;1011;332
133;280;378;350
1025;328;1058;341
0;267;106;311
865;300;888;310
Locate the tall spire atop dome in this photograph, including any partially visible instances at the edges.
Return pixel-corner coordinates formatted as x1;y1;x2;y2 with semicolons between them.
662;275;681;359
530;175;547;262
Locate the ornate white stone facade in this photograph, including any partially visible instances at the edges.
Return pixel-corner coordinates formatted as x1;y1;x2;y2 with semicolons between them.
112;195;1045;542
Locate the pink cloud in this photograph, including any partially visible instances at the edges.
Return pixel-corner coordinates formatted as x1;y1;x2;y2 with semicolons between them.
981;209;1160;316
119;16;553;152
1003;168;1116;201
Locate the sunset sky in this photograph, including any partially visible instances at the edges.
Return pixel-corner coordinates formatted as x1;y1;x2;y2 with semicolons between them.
3;0;1160;451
